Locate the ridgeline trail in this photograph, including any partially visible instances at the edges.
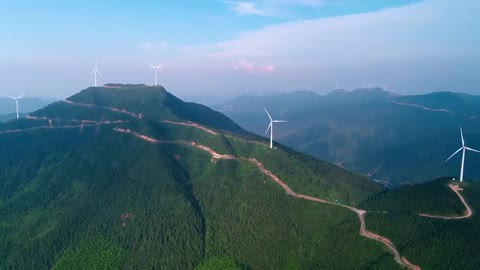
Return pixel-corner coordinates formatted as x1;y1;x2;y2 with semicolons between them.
2;98;476;270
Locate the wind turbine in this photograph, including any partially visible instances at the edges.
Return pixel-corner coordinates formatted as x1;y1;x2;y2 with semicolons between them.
149;64;163;86
90;62;102;87
5;93;24;119
264;108;287;149
446;127;480;182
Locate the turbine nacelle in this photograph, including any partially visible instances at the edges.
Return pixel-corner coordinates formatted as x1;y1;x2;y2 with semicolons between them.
149;64;164;70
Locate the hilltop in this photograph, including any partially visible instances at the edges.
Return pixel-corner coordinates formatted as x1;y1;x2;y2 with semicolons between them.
1;84;407;270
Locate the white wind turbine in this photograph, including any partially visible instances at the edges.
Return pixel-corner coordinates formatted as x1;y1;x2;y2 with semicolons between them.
446;127;480;182
264;108;287;149
5;93;24;119
149;64;163;86
90;62;102;87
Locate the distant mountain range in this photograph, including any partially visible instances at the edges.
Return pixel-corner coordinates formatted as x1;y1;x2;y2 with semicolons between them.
213;88;480;186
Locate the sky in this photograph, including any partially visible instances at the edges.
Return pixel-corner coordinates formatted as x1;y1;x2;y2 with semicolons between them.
0;0;479;101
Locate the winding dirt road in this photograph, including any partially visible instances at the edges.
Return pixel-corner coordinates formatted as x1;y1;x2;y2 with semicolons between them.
162;120;218;135
112;128;422;270
419;184;473;220
2;99;422;269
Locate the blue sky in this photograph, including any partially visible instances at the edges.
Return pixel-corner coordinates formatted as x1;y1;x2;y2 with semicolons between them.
1;0;479;101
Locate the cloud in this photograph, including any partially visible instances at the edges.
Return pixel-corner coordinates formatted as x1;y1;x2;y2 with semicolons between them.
224;1;272;16
138;41;169;50
178;0;480;93
234;60;276;73
259;65;276;73
224;0;325;17
194;1;479;65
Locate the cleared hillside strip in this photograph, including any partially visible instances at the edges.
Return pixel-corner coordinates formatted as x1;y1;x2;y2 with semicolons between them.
419;184;473;219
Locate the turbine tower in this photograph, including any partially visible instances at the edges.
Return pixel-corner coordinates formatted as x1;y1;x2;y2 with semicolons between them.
446;127;480;182
264;108;287;149
149;64;163;86
5;93;24;119
90;62;102;87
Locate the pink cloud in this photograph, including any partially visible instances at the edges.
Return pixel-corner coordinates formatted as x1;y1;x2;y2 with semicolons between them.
233;60;276;73
259;65;276;73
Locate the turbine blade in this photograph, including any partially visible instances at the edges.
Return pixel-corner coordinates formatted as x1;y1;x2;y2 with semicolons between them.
273;120;288;123
97;70;103;76
265;123;272;135
460;127;465;146
264;108;272;121
149;64;155;68
466;147;480;154
17;93;24;99
446;147;463;162
5;95;16;99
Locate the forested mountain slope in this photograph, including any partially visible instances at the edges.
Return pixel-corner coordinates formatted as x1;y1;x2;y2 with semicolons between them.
0;84;406;270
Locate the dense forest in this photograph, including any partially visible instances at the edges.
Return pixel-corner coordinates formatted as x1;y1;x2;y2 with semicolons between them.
1;85;478;269
0;85;399;269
